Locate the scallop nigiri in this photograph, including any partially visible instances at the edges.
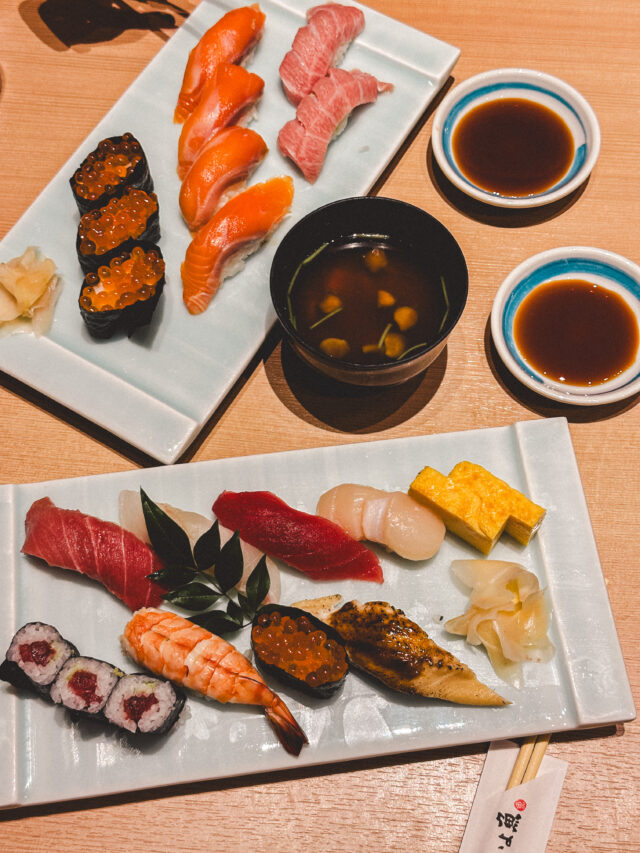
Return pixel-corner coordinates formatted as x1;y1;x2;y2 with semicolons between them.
179;126;268;231
175;3;266;123
279;3;365;105
122;608;308;756
277;67;393;183
316;484;445;561
181;175;293;315
178;62;265;180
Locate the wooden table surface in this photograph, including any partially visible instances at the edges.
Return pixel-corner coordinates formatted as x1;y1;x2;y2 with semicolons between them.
1;0;638;850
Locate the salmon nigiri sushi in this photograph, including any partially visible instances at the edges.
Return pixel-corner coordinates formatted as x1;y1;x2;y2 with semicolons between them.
178;63;265;180
181;175;294;315
122;608;308;755
175;3;266;123
179;126;268;231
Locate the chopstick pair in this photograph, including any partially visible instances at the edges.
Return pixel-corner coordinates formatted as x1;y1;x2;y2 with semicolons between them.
506;733;551;789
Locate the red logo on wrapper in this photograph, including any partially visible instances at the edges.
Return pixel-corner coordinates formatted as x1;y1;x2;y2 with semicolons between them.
514;799;527;812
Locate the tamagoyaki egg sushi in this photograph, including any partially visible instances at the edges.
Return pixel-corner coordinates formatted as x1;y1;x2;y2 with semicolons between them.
78;241;165;338
76;186;160;274
69;133;154;216
0;622;78;695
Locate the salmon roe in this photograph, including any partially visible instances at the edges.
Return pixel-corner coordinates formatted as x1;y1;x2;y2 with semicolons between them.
78;188;158;257
252;610;348;688
73;134;143;202
80;246;164;312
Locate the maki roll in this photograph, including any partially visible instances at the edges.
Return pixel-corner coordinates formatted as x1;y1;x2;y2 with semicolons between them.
69;133;154;216
50;656;123;718
76;187;160;274
79;241;165;338
0;622;78;694
103;673;186;735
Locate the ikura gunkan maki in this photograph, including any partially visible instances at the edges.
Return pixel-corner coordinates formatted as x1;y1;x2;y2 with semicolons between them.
0;622;78;694
1;622;186;737
79;242;166;338
76;187;160;274
69;133;154;216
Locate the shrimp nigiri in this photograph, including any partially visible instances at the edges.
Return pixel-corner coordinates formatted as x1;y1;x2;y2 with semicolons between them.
122;608;308;756
175;3;266;123
181;176;294;315
316;484;445;561
179;126;268;231
178;63;265;180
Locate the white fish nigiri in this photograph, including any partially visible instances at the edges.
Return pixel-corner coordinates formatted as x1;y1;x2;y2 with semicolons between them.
316;484;445;561
118;490;280;603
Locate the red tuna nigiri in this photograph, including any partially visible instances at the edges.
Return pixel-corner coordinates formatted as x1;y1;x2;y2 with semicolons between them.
22;497;167;611
278;67;392;183
179;126;268;231
175;3;266;123
279;4;365;105
178;62;265;180
182;175;293;315
212;490;383;583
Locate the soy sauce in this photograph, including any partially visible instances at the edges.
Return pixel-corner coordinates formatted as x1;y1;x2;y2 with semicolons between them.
513;279;639;386
452;98;575;196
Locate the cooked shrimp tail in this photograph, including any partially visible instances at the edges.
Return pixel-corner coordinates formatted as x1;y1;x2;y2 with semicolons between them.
263;693;309;756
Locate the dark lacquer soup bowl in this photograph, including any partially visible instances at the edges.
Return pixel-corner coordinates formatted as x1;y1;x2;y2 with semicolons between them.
270;196;468;387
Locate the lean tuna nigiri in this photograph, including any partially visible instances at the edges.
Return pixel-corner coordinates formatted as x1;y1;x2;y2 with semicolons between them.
212;490;383;583
181;175;293;315
123;608;308;756
178;62;265;180
278;67;393;183
316;484;445;561
21;497;167;611
279;3;365;105
179;126;268;231
175;3;266;123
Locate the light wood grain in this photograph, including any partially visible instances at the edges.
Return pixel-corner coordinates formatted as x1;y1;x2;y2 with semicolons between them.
0;1;638;850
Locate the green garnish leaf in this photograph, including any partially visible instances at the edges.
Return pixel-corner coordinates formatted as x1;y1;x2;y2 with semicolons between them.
164;583;222;611
141;489;194;567
192;610;243;634
226;598;245;623
214;530;244;592
245;555;271;611
148;564;198;588
193;520;221;572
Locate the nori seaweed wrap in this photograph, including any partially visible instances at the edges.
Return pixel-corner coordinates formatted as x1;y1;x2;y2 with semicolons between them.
103;673;186;735
251;603;349;699
0;622;78;695
78;241;165;338
69;133;154;216
76;187;161;274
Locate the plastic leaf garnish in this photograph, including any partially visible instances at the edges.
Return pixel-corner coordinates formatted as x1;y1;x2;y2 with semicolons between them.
142;490;270;634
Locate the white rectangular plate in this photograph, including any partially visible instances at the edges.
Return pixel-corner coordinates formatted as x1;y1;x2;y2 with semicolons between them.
0;418;634;808
0;0;459;463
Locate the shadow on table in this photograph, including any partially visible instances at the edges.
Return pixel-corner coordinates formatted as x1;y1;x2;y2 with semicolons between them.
483;316;640;421
263;338;448;434
19;0;187;51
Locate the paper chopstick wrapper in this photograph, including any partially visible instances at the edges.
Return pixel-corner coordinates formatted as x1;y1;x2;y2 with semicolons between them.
459;740;567;853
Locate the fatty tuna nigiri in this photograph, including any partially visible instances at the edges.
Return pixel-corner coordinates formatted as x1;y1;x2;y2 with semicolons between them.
316;484;445;561
278;67;393;183
178;62;265;179
123;608;308;755
181;176;293;315
279;3;365;105
175;3;266;123
21;497;167;611
212;490;383;583
179;126;268;231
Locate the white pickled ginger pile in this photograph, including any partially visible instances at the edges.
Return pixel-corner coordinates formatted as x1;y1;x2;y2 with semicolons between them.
0;246;61;337
444;559;554;687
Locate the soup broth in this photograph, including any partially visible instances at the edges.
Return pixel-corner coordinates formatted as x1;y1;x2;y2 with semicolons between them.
289;238;449;365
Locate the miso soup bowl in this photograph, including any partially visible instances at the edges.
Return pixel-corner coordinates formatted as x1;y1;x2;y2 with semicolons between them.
270;196;468;387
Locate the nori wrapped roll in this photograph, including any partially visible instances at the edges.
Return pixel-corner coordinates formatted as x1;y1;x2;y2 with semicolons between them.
103;673;186;735
78;241;165;338
76;187;160;274
0;622;78;695
50;655;123;718
69;133;154;216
